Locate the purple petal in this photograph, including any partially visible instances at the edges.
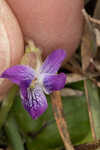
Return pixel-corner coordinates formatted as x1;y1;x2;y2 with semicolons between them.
20;85;48;119
43;73;66;94
0;65;35;88
40;49;66;74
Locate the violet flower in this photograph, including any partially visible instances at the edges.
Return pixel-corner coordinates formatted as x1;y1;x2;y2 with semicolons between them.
0;49;66;119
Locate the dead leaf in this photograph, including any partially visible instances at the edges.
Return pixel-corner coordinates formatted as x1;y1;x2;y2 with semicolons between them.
81;9;97;72
66;73;100;84
61;88;83;97
94;28;100;47
67;73;85;83
94;0;100;30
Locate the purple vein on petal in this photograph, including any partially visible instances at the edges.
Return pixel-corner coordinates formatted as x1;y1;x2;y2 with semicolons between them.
40;49;66;74
0;65;35;87
43;73;66;94
20;85;48;119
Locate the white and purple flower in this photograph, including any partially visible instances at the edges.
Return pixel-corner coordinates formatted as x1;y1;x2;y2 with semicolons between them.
0;49;66;119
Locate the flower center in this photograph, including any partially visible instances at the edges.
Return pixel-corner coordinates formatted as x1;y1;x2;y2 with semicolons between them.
30;77;38;88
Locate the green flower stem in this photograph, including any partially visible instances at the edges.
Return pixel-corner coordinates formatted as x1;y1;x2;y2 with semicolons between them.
5;116;24;150
0;85;18;129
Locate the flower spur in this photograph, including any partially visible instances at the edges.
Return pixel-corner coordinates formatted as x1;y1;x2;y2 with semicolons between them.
0;49;66;119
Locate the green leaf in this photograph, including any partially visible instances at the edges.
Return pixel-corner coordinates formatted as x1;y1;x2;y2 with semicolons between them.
11;94;92;150
85;80;100;140
66;81;84;91
0;86;18;129
5;116;24;150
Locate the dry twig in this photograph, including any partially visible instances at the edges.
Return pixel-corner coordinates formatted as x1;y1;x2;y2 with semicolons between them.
51;91;74;150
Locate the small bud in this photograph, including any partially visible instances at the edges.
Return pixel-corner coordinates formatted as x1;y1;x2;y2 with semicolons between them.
21;40;43;71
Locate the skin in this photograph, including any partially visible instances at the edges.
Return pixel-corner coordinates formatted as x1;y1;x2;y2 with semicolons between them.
0;0;84;99
0;0;24;99
6;0;84;59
